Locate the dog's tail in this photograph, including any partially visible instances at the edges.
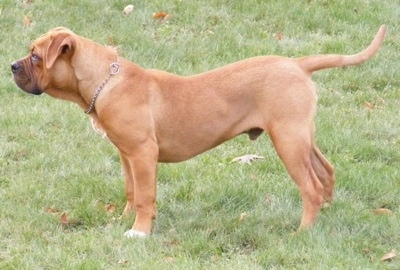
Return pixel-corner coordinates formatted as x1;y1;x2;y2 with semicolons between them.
298;25;387;74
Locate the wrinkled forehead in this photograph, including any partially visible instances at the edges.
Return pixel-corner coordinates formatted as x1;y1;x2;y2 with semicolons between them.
30;27;75;52
30;35;49;52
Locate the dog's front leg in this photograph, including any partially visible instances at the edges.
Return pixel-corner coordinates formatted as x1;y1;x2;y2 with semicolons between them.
119;153;135;217
120;142;158;238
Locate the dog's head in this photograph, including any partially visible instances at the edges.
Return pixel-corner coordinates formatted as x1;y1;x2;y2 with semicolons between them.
11;27;78;96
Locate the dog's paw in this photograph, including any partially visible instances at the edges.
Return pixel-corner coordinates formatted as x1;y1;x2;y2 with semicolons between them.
124;229;148;238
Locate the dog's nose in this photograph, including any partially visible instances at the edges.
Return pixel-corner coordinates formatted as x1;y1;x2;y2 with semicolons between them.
11;62;20;73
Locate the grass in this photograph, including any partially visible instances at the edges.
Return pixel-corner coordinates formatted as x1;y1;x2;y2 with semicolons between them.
0;0;399;269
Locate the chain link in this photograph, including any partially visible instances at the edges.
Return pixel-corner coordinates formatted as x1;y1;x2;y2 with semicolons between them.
85;61;120;114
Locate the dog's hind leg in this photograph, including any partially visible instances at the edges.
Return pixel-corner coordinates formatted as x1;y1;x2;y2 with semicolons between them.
310;143;335;204
269;123;324;230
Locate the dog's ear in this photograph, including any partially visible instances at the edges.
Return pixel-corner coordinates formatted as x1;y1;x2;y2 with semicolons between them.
45;33;75;69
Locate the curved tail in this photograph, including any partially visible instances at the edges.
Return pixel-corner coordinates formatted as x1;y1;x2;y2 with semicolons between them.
298;25;387;74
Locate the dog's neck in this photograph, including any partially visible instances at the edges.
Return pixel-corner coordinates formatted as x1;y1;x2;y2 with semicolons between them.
84;59;120;114
72;39;120;113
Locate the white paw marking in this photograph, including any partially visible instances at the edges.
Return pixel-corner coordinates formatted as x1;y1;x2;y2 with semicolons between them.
124;229;148;238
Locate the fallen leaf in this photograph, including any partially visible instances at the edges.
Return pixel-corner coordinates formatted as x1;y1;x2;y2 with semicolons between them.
105;204;116;213
164;239;179;246
381;249;396;261
23;0;33;6
107;37;115;46
152;11;170;21
372;208;393;215
364;101;376;110
362;247;371;254
274;32;284;41
231;154;265;165
60;212;69;224
59;212;84;228
239;212;248;221
165;257;175;264
45;207;60;214
170;239;179;246
322;202;330;208
250;174;259;180
118;259;128;265
105;223;114;230
23;16;31;27
265;195;272;203
123;5;134;15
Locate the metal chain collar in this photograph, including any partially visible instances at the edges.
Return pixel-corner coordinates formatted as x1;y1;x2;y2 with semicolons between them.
84;61;120;114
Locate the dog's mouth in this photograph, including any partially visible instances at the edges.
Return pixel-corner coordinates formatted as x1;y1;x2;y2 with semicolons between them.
25;87;43;95
11;61;43;95
13;75;43;95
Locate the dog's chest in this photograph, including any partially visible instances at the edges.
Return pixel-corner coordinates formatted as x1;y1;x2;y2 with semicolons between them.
90;117;108;139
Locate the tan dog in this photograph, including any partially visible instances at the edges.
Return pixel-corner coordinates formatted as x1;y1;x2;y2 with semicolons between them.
11;25;386;237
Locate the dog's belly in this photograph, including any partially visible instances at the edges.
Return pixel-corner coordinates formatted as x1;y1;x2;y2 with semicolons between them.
156;126;263;163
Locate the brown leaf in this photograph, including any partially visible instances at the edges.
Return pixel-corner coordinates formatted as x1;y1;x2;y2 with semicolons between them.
23;0;33;6
373;208;393;216
170;239;179;246
274;32;284;41
364;101;376;110
250;174;259;180
163;239;179;247
107;37;115;46
152;11;170;21
23;16;31;27
45;207;60;214
60;212;69;224
381;249;396;261
105;204;116;213
362;247;371;254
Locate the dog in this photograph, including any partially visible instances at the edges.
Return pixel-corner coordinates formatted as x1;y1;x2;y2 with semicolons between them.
11;25;386;238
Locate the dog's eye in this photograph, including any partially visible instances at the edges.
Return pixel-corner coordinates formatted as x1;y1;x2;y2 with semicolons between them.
31;54;40;61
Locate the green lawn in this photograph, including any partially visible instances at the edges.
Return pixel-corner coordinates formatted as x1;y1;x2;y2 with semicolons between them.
1;0;399;269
